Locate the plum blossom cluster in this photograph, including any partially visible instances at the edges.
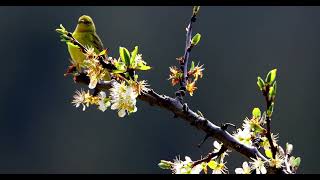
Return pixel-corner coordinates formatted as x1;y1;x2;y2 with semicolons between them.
56;24;151;118
169;61;204;96
231;69;301;174
70;46;150;117
158;141;229;174
160;69;301;174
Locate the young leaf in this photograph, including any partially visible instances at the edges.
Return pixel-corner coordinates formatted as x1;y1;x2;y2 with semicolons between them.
267;102;274;117
138;64;151;71
112;69;126;74
257;76;265;91
158;160;172;170
293;157;301;167
252;107;261;119
130;46;138;67
207;160;217;170
193;6;200;16
134;74;139;81
273;81;277;95
99;49;107;56
119;47;131;66
66;42;79;48
55;24;67;35
190;61;195;72
265;69;277;85
265;149;273;159
191;33;201;46
269;86;275;100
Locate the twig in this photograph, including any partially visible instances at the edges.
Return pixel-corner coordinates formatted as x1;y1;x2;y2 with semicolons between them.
192;145;228;168
176;9;198;98
263;85;277;159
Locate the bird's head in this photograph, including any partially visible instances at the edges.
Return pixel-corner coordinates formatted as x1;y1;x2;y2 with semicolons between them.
75;15;96;32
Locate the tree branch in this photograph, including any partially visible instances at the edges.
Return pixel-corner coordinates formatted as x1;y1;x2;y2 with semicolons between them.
263;85;277;159
191;145;228;168
74;74;267;160
73;71;286;174
176;9;197;98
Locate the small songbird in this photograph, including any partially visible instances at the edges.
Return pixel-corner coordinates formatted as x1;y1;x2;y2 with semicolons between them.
68;15;110;80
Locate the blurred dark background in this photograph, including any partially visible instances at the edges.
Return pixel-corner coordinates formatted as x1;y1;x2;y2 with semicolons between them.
0;6;319;174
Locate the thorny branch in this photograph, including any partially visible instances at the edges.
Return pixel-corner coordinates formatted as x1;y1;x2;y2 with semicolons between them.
73;74;285;174
191;145;228;168
176;7;198;100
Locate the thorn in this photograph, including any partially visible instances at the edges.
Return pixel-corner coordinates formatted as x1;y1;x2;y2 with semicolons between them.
176;56;185;64
93;88;100;96
179;87;187;92
64;65;76;76
191;16;197;22
182;103;189;112
198;134;210;148
221;123;236;131
197;110;204;118
252;138;263;149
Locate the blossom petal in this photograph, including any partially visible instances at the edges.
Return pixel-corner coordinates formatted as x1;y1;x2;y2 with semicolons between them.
235;168;244;174
118;109;126;117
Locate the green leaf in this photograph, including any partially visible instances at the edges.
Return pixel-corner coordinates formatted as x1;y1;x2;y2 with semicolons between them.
269;86;275;100
158;160;172;170
112;69;126;74
193;6;200;15
119;47;131;66
99;49;107;56
66;42;79;48
130;46;138;67
265;69;277;85
265;149;273;159
252;123;265;134
273;81;277;95
252;107;261;119
207;160;217;170
257;76;265;91
190;61;195;72
134;74;139;81
293;157;301;167
191;33;201;46
60;24;65;31
124;72;130;78
137;64;151;71
267;102;274;117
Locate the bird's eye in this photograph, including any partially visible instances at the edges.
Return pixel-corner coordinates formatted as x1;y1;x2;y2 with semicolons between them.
78;20;91;25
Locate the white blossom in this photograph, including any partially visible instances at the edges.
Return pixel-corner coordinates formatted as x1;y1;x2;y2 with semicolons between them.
110;81;138;117
98;91;110;112
250;157;267;174
235;162;251;174
71;89;89;111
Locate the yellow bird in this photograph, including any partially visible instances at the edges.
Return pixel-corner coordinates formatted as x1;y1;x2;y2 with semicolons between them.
68;15;110;80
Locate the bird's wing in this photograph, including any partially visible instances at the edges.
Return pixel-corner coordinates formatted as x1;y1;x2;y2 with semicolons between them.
92;32;104;52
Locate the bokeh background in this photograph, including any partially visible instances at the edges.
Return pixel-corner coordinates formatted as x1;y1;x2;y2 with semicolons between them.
0;6;319;174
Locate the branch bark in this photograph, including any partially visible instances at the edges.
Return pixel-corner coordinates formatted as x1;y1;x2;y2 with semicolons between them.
74;75;267;160
176;9;197;99
191;145;228;168
263;85;277;159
